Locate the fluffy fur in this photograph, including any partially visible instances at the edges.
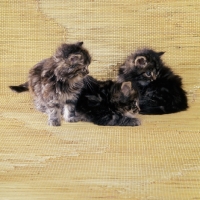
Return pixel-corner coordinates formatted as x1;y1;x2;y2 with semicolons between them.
76;76;141;126
9;42;91;126
117;48;188;114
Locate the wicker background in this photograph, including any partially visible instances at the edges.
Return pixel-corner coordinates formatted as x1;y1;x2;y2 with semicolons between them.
0;0;200;199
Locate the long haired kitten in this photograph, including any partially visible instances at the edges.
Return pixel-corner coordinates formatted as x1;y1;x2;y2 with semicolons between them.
10;42;91;126
117;48;188;114
76;76;141;126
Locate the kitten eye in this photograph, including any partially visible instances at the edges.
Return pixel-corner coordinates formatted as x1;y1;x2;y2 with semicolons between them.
131;104;136;109
127;105;132;110
131;102;139;111
145;71;151;76
131;101;136;109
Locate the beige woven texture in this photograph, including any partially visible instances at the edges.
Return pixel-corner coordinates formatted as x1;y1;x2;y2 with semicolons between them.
0;0;200;199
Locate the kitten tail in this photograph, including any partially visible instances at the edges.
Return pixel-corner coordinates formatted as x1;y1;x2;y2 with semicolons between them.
9;82;29;93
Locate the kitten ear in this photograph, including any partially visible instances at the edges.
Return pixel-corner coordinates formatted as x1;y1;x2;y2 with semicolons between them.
76;41;84;46
121;81;132;96
157;51;165;56
135;56;147;68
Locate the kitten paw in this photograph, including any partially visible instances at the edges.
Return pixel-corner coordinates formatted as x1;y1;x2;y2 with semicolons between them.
135;118;141;126
129;118;141;126
65;116;79;123
48;119;61;126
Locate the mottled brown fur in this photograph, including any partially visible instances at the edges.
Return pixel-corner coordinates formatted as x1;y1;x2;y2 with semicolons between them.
10;42;91;126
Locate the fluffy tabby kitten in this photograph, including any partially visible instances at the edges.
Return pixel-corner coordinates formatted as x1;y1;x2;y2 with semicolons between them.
10;42;91;126
117;48;188;114
76;76;141;126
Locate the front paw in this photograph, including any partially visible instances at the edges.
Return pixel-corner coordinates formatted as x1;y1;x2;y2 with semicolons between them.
129;118;141;126
135;118;141;126
48;119;61;126
64;116;79;123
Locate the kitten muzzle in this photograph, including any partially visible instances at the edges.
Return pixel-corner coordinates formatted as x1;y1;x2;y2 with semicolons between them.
80;66;89;77
82;70;89;76
151;72;157;81
133;106;140;113
133;102;140;113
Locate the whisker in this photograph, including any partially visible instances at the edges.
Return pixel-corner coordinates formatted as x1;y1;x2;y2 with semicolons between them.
86;79;94;91
84;76;96;92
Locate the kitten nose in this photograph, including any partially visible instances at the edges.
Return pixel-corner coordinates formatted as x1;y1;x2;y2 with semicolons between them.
85;68;89;74
83;66;89;74
134;102;140;112
136;102;140;112
151;72;156;81
85;66;89;74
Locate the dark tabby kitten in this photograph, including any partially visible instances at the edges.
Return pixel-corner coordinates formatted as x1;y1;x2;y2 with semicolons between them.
117;48;188;114
9;42;91;126
76;76;140;126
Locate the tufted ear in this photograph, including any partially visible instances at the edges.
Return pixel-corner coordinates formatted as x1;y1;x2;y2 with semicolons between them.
121;81;132;96
76;41;84;46
135;56;147;68
157;51;165;56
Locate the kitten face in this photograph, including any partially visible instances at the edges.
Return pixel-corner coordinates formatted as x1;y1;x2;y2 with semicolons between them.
120;49;164;86
111;81;140;117
54;42;91;81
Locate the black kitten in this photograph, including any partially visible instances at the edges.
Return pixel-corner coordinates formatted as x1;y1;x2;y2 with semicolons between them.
76;76;141;126
117;48;188;114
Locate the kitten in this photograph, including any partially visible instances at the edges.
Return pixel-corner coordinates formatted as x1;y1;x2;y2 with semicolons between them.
117;48;188;114
76;76;141;126
9;42;91;126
